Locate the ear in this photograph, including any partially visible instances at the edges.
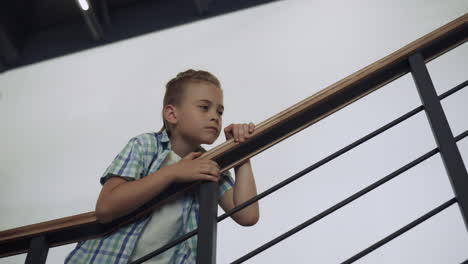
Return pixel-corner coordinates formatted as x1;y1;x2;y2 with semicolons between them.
163;104;178;126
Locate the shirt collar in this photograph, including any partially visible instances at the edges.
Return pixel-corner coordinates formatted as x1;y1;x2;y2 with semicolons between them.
157;129;206;153
196;146;207;153
158;129;170;143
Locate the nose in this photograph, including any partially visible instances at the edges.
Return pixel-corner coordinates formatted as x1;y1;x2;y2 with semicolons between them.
210;110;220;125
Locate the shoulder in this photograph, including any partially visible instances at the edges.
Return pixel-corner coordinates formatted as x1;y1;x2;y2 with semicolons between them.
128;131;169;154
130;132;158;145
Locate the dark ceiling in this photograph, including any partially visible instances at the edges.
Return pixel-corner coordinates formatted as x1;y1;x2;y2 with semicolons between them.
0;0;278;73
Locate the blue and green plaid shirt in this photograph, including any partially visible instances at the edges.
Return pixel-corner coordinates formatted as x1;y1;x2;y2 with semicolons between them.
65;130;234;264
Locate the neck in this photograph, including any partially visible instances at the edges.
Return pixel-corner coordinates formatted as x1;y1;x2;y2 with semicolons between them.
169;131;200;157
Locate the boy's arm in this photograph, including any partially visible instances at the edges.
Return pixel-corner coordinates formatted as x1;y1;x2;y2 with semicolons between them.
96;152;220;223
219;122;260;226
95;169;174;224
219;159;260;226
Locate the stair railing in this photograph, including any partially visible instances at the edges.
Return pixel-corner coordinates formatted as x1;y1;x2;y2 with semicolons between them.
1;12;467;264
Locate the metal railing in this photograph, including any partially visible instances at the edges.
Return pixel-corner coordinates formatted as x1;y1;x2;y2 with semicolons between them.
1;12;467;264
129;78;468;264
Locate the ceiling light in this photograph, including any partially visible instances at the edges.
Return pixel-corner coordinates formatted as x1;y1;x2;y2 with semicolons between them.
77;0;89;11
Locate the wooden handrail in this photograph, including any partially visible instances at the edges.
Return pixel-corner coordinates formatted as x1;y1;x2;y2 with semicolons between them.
1;13;467;258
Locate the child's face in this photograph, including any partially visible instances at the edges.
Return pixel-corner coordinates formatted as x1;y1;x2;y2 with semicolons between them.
174;81;224;145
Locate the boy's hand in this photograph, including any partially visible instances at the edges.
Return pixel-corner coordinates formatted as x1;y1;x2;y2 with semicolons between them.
224;122;256;143
167;152;220;183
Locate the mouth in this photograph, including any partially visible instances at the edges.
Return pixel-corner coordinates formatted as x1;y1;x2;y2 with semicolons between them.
205;127;219;134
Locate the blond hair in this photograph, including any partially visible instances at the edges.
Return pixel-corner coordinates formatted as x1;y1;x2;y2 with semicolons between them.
159;69;221;135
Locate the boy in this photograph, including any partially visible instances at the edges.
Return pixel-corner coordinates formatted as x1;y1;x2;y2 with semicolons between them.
65;70;259;263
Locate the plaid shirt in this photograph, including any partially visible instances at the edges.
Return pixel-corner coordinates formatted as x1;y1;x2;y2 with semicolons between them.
65;130;234;264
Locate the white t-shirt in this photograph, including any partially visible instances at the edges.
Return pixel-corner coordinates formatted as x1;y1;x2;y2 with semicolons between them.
129;150;184;263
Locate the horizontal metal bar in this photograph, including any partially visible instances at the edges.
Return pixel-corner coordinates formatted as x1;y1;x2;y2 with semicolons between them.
457;129;468;142
439;80;468;100
230;128;468;263
219;79;467;224
128;230;198;264
218;105;425;222
341;198;457;264
231;151;441;263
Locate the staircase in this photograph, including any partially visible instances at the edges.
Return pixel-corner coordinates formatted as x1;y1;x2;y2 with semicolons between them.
1;13;467;264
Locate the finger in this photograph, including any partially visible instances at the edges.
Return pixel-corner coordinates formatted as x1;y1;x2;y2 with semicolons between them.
197;174;219;182
201;165;220;177
208;160;220;169
200;160;219;168
249;122;255;133
212;167;220;177
225;123;234;131
230;124;236;142
184;152;202;160
239;124;244;142
234;124;240;142
243;123;251;139
212;165;220;176
239;124;245;142
200;171;219;179
224;124;234;140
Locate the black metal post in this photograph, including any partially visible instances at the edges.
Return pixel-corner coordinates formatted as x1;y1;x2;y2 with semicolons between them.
193;0;212;15
74;0;104;40
97;0;111;27
25;235;48;264
409;52;468;231
0;24;18;66
82;9;104;41
196;181;218;264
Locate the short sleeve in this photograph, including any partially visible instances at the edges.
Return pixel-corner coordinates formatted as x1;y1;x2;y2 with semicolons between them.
100;137;145;185
217;170;235;199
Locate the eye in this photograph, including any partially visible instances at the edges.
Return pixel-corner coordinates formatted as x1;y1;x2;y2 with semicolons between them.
217;111;223;116
199;105;209;111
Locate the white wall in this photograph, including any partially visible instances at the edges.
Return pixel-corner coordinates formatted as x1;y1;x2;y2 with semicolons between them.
1;1;468;263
